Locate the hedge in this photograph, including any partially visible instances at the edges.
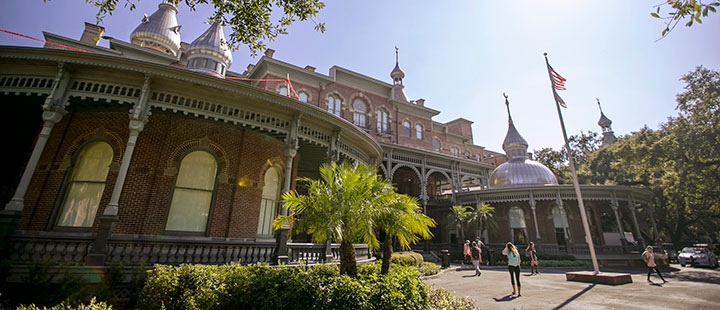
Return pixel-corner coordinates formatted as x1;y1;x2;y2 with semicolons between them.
138;263;441;310
390;251;424;267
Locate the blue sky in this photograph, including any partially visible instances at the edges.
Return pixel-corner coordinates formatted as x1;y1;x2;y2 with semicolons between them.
1;1;718;153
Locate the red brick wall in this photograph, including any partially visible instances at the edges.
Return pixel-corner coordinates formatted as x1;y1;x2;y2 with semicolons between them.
21;110;290;239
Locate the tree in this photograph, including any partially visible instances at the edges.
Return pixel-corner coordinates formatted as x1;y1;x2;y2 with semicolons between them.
473;203;497;243
68;0;326;55
276;162;387;277
652;1;719;39
374;194;435;275
533;131;602;183
449;205;474;244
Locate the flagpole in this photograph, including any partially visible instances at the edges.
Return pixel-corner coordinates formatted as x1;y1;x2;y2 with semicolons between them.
544;52;600;274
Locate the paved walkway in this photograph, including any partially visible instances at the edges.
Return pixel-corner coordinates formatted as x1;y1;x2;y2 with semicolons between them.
424;264;720;310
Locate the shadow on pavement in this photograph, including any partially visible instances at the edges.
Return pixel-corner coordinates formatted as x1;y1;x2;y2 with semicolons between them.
552;283;596;310
493;294;515;302
667;271;720;285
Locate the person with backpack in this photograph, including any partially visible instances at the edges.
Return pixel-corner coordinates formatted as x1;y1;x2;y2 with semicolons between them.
471;241;482;276
642;245;667;284
502;242;521;297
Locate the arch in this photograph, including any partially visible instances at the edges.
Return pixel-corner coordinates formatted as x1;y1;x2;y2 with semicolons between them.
402;120;412;137
60;127;123;170
275;83;289;96
165;149;219;233
552;205;572;244
432;138;441;152
376;107;389;133
326;93;344;116
390;163;422;182
391;164;423;198
378;164;389;179
425;169;452;200
257;166;282;237
56;140;114;227
352;97;368;127
167;137;229;181
508;206;529;245
296;89;311;103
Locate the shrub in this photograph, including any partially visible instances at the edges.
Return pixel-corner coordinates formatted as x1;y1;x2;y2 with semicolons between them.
138;264;224;310
427;287;475;310
418;262;440;276
17;298;111;310
390;251;424;267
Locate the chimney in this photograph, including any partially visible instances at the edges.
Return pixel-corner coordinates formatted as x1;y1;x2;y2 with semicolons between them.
304;65;316;72
415;98;425;106
80;22;105;46
246;64;256;73
264;48;275;58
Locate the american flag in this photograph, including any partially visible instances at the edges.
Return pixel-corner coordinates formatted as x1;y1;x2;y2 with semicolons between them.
549;65;567;91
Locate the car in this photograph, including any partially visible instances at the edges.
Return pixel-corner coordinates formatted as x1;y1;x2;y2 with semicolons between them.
678;247;719;268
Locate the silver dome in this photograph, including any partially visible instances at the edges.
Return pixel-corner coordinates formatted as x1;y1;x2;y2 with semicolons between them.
130;3;182;56
187;22;233;66
489;158;558;188
598;111;612;127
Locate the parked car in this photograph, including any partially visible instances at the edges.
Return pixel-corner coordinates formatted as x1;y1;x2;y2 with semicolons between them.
678;246;719;268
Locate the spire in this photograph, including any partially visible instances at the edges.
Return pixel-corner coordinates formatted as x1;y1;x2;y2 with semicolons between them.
390;46;409;102
596;98;616;146
186;22;233;77
501;93;529;159
130;2;182;56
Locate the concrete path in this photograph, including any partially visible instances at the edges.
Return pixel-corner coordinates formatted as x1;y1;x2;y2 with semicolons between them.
424;264;720;310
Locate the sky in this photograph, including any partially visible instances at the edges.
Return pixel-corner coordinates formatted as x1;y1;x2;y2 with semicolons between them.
1;1;718;154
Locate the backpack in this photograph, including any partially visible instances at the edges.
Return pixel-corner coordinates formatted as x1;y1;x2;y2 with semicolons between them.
471;246;480;259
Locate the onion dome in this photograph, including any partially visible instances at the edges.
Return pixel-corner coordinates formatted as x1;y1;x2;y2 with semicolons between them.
489;94;558;188
390;47;406;83
186;22;233;77
130;2;182;56
598;111;612;127
390;47;409;102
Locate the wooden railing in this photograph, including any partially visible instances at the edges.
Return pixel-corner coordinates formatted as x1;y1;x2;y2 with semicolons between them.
5;232;371;266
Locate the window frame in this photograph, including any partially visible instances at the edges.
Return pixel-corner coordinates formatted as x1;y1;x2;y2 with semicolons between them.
327;95;342;116
403;121;412;137
376;109;389;134
432;139;441;152
257;166;283;238
352;98;367;128
163;149;221;236
415;124;423;140
51;139;115;231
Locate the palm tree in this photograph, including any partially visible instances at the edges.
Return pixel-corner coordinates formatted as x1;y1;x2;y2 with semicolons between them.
449;205;474;244
474;203;497;243
274;162;390;277
374;193;436;274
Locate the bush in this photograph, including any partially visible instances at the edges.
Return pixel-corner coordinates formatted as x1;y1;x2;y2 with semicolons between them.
418;262;440;276
427;287;475;310
390;251;424;267
17;298;111;310
139;263;434;310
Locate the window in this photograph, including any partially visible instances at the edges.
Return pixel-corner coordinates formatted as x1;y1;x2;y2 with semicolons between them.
432;139;441;152
377;109;389;133
403;121;412;137
278;86;288;96
353;98;367;128
327;95;341;116
552;206;571;245
56;141;114;227
298;92;309;103
509;206;528;245
165;150;218;233
415;124;423;140
257;168;282;237
451;147;459;157
464;151;471;159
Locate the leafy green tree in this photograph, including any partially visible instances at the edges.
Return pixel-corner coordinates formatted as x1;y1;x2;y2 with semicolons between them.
374;194;435;275
533;131;601;183
449;205;474;244
66;0;326;55
652;1;719;38
473;203;498;243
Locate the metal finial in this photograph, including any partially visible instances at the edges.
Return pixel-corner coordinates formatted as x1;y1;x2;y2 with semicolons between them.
596;98;603;113
395;46;399;63
503;93;512;121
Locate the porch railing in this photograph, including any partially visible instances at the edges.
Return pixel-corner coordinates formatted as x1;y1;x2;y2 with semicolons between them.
5;231;371;266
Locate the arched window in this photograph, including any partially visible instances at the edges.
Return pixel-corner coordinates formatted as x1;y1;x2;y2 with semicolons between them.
432;139;441;152
451;147;459;157
376;109;389;133
56;141;114;227
327;95;342;116
415;124;423;140
508;206;528;245
353;99;367;127
165;150;218;233
403;121;412;137
464;151;471;159
278;85;288;96
552;206;571;245
298;91;309;103
258;167;282;237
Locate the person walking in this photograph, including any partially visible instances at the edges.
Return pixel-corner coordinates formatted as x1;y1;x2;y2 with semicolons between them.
502;242;521;297
526;242;539;275
471;241;482;276
642;245;667;284
463;240;471;266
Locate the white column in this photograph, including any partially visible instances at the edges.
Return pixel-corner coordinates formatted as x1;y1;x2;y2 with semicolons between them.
628;197;644;247
103;120;144;216
529;192;540;241
5;111;64;211
611;197;625;236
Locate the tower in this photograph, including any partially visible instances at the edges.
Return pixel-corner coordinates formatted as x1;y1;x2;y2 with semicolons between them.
597;99;616;146
129;1;182;57
390;47;409;102
186;22;233;77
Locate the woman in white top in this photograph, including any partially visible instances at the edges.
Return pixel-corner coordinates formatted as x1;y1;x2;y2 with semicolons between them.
502;242;521;296
642;245;667;283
